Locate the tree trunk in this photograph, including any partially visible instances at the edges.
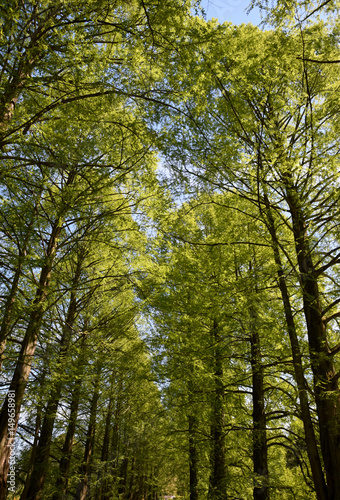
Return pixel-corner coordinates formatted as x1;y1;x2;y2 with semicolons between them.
188;373;198;500
20;368;47;500
53;330;87;500
208;320;227;500
97;377;115;500
250;316;269;500
264;195;327;500
188;414;198;500
283;175;340;499
53;368;84;499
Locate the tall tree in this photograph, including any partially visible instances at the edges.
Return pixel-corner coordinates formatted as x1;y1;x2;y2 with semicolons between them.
148;18;340;498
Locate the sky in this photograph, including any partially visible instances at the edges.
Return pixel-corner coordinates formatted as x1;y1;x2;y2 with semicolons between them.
200;0;263;25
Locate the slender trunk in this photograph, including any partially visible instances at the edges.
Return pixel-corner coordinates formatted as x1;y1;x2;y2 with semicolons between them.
101;372;116;464
101;397;113;460
111;378;123;468
250;318;269;500
53;333;87;500
264;195;327;500
283;176;340;499
188;414;198;500
20;369;47;500
20;413;42;500
99;377;124;500
188;374;198;500
25;254;83;500
97;382;115;500
75;368;101;500
208;320;227;500
247;253;269;500
54;372;83;499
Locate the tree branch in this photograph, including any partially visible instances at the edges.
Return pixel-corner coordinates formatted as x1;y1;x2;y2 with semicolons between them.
297;57;340;64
